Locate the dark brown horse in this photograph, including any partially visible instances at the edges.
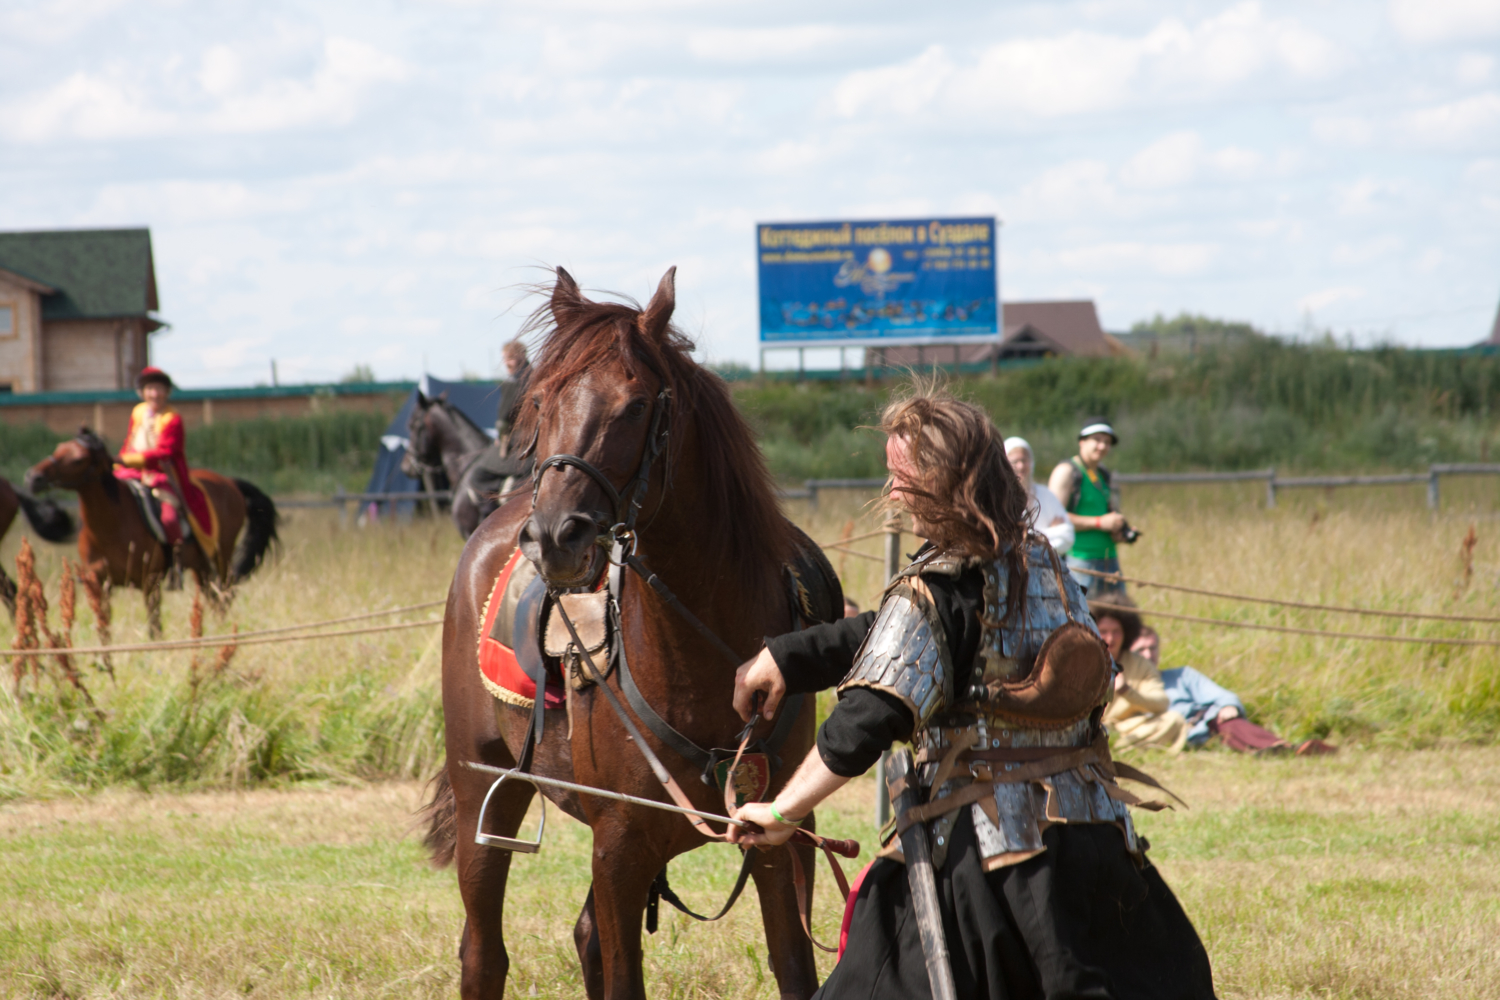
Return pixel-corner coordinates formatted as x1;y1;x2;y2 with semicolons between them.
0;475;76;616
422;268;826;1000
402;391;501;539
25;430;278;634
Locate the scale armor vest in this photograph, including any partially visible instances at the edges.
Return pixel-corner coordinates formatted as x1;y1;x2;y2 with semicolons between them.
839;541;1139;870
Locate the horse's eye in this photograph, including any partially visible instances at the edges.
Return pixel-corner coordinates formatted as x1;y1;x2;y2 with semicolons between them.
626;399;647;419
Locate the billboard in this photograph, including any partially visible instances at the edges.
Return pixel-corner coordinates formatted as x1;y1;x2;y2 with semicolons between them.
757;216;998;347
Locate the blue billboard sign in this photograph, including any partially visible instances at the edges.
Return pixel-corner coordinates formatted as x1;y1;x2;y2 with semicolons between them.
757;216;998;347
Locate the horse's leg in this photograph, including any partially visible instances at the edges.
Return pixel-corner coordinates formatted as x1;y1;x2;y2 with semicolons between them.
588;821;668;1000
753;834;821;1000
573;886;604;1000
451;760;534;1000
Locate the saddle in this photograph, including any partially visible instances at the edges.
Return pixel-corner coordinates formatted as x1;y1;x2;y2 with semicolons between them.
477;517;844;711
122;478;173;547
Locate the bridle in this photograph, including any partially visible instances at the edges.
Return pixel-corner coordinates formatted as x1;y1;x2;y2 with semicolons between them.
529;384;672;570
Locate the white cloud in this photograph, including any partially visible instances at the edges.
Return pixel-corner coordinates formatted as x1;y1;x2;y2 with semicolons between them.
1400;91;1500;147
207;37;408;133
830;3;1342;122
1330;235;1401;265
0;71;176;141
1298;285;1364;312
1389;0;1500;44
1456;53;1495;85
1120;131;1203;189
686;25;852;65
1050;241;1221;276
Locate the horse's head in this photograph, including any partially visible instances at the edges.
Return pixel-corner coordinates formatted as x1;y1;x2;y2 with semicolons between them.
26;427;113;494
519;267;681;588
402;391;445;479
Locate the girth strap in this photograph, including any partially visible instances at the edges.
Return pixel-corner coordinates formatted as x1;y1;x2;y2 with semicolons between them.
646;847;757;932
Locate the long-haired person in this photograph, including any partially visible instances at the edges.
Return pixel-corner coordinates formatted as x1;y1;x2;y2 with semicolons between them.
731;387;1214;1000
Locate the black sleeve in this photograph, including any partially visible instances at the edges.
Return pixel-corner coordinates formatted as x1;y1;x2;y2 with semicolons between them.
765;611;876;694
813;566;987;777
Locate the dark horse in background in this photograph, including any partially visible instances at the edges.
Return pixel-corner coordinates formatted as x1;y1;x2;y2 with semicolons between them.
403;392;506;539
0;475;76;616
423;267;829;999
26;430;279;635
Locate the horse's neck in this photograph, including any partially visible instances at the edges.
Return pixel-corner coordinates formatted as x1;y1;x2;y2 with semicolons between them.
631;483;785;657
75;473;125;535
437;409;490;469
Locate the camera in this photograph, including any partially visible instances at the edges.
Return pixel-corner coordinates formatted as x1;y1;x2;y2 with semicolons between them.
1119;523;1142;545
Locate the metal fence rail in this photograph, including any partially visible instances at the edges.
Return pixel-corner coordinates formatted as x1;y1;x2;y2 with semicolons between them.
268;464;1500;514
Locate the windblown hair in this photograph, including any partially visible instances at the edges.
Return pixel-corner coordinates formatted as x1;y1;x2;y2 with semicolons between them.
880;387;1032;623
514;269;792;587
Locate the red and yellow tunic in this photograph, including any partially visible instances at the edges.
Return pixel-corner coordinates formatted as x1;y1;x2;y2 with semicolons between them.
115;403;218;558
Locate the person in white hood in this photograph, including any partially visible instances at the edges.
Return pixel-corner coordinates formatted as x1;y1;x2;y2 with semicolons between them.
1004;436;1074;555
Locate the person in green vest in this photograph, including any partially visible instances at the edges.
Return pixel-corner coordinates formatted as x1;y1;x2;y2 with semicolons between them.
1047;419;1138;599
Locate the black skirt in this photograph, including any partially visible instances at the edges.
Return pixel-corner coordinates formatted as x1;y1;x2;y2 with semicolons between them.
820;814;1216;1000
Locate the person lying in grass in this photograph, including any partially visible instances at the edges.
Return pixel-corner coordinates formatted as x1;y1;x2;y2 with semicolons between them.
1097;598;1335;756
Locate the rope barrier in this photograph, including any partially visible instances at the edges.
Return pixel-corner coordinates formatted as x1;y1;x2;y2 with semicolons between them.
1089;601;1500;647
8;601;446;658
1073;567;1500;625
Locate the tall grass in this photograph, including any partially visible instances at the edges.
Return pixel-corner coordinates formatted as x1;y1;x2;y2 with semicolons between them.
3;481;1499;801
0;510;456;799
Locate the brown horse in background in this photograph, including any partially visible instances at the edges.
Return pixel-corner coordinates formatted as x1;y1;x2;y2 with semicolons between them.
422;268;825;1000
0;475;76;616
25;429;278;635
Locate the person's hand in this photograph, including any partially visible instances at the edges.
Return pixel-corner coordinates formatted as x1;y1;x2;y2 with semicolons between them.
1114;671;1129;693
733;648;786;722
727;801;800;847
1217;705;1241;722
1098;511;1126;533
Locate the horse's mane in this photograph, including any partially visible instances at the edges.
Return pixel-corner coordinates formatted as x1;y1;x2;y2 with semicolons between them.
77;428;119;500
515;272;792;583
438;397;490;443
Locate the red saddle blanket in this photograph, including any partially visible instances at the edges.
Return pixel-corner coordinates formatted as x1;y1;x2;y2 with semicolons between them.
478;549;565;710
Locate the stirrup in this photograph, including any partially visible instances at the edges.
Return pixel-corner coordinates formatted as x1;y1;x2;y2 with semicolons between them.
474;771;546;853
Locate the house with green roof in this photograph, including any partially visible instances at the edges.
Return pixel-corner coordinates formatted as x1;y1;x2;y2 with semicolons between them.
0;228;162;393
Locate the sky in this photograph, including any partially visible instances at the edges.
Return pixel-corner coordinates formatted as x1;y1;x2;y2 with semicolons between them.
2;0;1498;386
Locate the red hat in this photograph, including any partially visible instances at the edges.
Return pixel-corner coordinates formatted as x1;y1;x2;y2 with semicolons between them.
136;366;174;390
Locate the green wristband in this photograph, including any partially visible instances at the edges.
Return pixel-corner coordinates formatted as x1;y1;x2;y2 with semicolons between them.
769;803;803;827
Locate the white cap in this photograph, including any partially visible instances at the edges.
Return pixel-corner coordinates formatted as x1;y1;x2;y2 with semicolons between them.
1003;436;1032;455
1078;422;1117;443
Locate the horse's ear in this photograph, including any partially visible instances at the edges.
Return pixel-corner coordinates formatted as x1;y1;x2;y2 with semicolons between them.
638;266;677;343
437;391;449;403
416;390;430;406
552;267;586;323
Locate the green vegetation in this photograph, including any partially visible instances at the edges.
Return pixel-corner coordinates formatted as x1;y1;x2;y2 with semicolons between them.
736;329;1500;482
185;410;395;494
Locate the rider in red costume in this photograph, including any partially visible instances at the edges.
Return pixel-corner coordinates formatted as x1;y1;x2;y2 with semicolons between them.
114;366;217;560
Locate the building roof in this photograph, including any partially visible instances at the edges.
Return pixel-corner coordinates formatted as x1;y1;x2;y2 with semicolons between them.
875;299;1125;365
0;228;159;322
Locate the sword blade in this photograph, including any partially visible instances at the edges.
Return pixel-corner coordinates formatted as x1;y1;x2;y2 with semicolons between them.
460;760;745;828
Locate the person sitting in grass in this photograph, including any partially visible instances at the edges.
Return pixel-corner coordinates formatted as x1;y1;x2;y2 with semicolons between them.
1097;598;1336;756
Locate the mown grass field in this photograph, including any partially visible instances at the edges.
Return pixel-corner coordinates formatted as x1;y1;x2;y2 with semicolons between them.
3;481;1500;997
